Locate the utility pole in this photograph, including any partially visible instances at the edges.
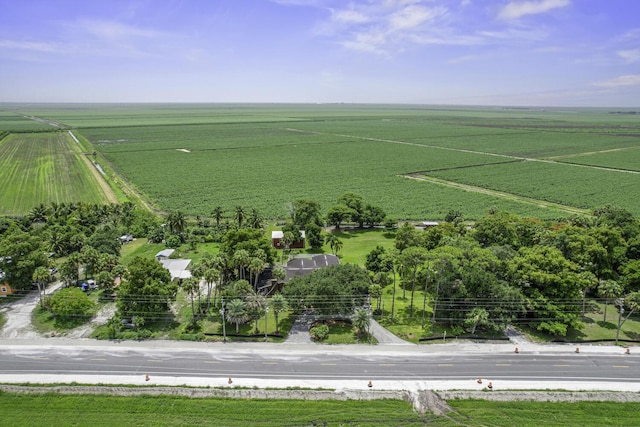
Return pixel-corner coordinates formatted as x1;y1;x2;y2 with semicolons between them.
616;298;624;346
220;297;227;343
264;307;269;342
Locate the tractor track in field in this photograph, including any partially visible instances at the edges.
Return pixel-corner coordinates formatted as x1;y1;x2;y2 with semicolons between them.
67;131;118;204
404;174;589;216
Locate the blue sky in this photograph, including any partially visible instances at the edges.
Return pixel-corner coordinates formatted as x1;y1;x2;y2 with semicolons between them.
1;0;639;106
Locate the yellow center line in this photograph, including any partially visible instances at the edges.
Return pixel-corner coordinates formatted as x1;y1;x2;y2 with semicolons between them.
321;363;337;366
613;365;629;368
262;362;277;365
438;364;453;367
204;361;220;364
32;357;49;360
147;360;162;363
90;358;107;361
553;364;570;367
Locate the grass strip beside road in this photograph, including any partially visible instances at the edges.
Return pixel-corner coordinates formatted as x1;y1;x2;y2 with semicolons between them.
0;392;424;427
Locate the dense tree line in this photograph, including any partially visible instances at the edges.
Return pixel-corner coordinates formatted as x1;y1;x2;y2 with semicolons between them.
366;206;640;336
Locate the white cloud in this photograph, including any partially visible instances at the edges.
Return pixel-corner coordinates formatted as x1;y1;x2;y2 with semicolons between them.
594;75;640;88
0;39;60;53
389;5;446;31
498;0;570;20
332;9;371;24
617;49;640;63
75;20;164;41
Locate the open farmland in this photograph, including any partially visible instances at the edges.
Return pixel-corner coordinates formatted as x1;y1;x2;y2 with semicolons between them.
0;110;59;133
3;104;640;220
0;132;112;215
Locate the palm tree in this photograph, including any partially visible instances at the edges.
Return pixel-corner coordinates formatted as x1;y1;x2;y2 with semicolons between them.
249;208;263;229
183;277;200;326
249;257;265;290
352;307;371;340
399;247;428;318
167;211;186;234
234;206;246;228
225;298;248;333
32;266;51;308
368;284;383;313
245;292;266;334
325;233;343;255
598;279;623;323
269;293;288;334
272;266;286;283
233;249;250;280
212;206;224;228
203;268;219;312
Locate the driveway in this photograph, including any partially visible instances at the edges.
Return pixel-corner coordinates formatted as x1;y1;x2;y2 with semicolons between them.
0;282;62;339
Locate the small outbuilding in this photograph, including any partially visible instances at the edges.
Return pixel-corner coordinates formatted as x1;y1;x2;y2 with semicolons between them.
0;282;13;298
271;230;306;249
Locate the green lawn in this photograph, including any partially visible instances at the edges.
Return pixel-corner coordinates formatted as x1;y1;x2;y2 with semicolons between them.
428;399;640;427
1;391;639;426
0;392;425;427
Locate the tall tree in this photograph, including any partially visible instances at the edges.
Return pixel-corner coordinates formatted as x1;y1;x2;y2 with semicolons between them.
338;192;365;228
0;224;48;290
291;199;322;229
32;266;51;308
166;211;186;234
183;277;200;327
249;257;265;290
352;307;371;339
325;205;353;229
117;257;176;322
598;279;623;323
234;206;246;228
212;206;224;228
233;249;250;280
465;307;489;335
398;246;428;318
268;293;288;334
325;233;343;255
225;298;248;333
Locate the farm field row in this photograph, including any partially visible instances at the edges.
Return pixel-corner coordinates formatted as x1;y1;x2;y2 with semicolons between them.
0;132;110;215
426;160;640;213
0;111;57;132
102;133;569;220
2;104;639;219
551;146;640;172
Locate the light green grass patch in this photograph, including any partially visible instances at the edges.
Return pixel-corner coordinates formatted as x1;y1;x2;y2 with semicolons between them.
0;132;109;215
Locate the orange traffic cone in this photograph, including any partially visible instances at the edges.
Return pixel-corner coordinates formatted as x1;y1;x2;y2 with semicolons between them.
575;347;580;353
487;382;493;390
625;348;631;355
145;374;150;382
514;347;519;354
368;380;373;388
477;377;483;384
228;377;233;384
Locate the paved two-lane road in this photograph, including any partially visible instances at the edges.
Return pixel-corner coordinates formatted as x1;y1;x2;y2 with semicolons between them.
0;340;638;391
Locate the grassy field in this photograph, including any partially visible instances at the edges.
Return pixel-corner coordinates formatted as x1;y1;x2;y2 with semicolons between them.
0;392;425;426
0;132;111;215
2;104;640;219
1;391;639;426
430;399;640;426
0;110;58;132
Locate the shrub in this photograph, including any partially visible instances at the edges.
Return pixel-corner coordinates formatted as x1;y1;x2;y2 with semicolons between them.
49;288;95;320
310;324;329;341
